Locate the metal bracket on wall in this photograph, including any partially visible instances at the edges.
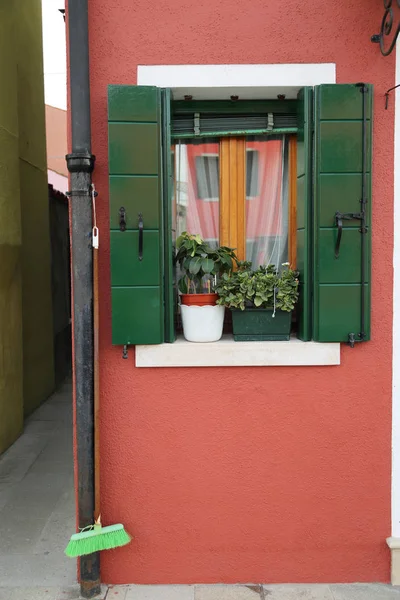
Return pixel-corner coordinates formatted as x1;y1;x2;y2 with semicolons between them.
66;152;96;173
371;0;400;57
385;83;400;109
66;189;98;198
122;345;129;359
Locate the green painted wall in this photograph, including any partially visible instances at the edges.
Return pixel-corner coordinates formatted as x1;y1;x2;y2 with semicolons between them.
20;163;55;418
0;5;24;454
0;1;55;452
17;0;55;418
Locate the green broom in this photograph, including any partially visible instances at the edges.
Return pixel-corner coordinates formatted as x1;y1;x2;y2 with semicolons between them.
65;198;132;558
65;516;131;557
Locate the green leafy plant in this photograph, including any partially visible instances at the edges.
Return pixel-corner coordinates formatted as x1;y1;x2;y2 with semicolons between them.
175;232;238;294
215;261;299;311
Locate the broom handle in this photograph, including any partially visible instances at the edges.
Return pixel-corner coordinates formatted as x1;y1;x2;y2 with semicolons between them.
94;245;100;520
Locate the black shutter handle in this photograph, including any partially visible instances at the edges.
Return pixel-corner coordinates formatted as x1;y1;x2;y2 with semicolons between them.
138;213;144;261
119;207;126;232
335;211;342;259
334;211;363;259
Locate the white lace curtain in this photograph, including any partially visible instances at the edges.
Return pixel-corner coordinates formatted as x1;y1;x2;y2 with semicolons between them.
174;135;288;269
245;135;289;268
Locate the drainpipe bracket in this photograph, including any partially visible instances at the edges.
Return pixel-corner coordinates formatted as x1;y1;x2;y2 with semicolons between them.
66;152;96;173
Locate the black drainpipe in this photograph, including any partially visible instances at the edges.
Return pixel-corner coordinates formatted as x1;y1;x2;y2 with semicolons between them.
66;1;100;597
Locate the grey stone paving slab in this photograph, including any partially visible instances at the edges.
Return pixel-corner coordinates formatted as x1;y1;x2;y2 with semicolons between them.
195;586;260;600
52;487;76;520
107;585;130;600
30;401;72;424
34;512;76;555
3;483;64;519
43;436;73;462
0;553;76;587
23;419;61;436
263;585;334;599
0;511;47;555
0;434;49;484
0;482;15;510
330;584;400;599
27;456;74;477
126;585;195;600
0;587;60;600
55;584;108;599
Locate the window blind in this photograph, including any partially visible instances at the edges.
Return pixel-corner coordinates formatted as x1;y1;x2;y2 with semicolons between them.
172;112;297;138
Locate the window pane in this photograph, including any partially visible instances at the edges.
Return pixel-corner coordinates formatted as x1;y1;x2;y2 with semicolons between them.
246;149;259;198
245;135;289;269
174;139;220;248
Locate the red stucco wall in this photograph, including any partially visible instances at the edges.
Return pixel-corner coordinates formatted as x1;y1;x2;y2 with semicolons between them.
83;0;395;584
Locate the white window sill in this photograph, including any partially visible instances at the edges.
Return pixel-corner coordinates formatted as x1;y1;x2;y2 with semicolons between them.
135;335;340;368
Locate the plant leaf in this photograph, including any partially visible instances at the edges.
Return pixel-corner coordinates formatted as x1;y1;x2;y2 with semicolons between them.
202;258;214;274
189;256;202;275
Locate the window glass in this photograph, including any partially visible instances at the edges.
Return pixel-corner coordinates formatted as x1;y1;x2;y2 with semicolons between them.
245;135;289;268
195;155;219;200
174;139;220;249
246;149;259;198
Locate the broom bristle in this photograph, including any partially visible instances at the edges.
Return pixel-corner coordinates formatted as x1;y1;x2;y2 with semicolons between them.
65;525;131;557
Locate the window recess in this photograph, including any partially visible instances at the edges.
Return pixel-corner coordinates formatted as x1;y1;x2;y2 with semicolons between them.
107;84;373;348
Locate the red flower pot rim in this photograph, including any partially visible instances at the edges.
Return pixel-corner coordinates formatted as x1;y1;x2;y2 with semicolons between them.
180;293;218;306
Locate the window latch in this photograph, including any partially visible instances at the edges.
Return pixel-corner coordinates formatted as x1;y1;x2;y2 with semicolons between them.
138;213;144;261
334;211;365;259
119;207;127;232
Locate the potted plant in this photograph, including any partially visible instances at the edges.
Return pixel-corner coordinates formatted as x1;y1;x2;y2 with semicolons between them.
216;261;299;341
175;232;238;342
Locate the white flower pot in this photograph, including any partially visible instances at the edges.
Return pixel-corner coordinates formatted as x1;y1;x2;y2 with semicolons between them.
180;304;225;342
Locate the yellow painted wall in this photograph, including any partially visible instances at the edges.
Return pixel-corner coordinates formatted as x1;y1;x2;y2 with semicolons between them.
17;0;55;417
0;5;24;453
0;1;55;452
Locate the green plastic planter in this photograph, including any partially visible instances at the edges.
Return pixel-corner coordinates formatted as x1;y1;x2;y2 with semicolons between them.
231;308;292;341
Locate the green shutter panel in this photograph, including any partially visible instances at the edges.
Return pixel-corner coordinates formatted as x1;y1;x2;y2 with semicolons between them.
296;87;313;341
313;83;372;343
108;85;174;345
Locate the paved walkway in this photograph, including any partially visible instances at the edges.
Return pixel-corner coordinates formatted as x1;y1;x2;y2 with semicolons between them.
105;584;400;600
0;379;76;597
0;382;399;599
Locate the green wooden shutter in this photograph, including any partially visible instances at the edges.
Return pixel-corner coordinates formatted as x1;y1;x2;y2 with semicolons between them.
296;87;313;341
313;84;372;343
108;85;174;345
